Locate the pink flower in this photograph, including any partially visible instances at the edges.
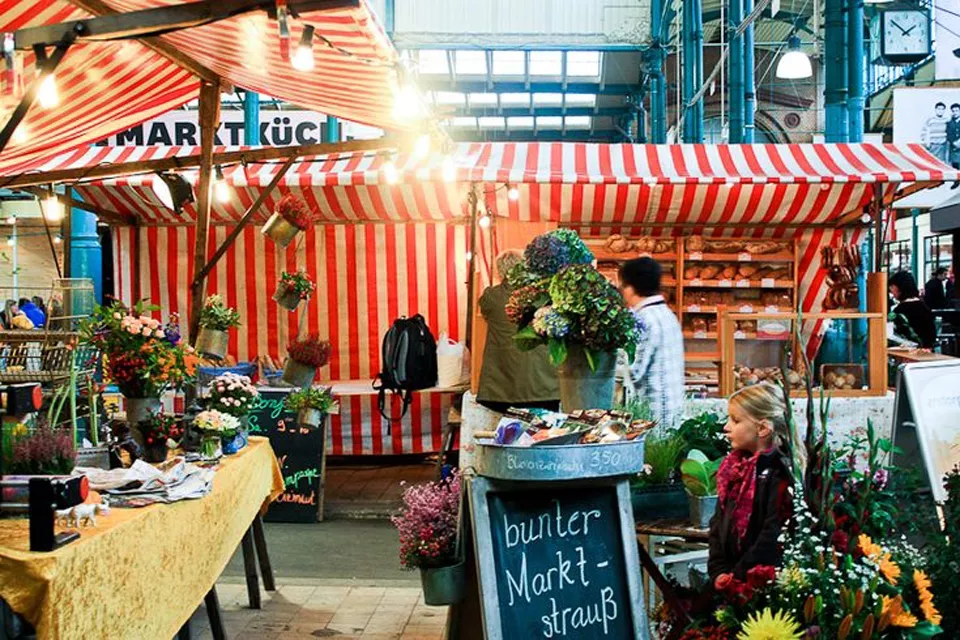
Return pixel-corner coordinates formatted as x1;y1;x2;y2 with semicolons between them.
141;327;152;337
113;312;122;320
127;326;140;335
154;330;164;338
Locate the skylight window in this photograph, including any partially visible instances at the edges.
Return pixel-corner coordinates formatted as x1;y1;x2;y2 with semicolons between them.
564;93;597;107
469;93;498;106
492;50;525;76
500;93;531;106
479;117;506;129
529;51;562;76
507;116;535;129
417;50;449;75
451;117;477;128
432;91;465;106
565;116;592;129
566;51;602;77
455;50;487;75
537;116;563;128
532;93;564;106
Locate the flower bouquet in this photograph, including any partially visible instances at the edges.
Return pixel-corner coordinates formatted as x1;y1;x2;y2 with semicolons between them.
284;385;337;429
391;472;465;605
207;372;259;452
5;426;76;475
193;409;240;460
273;269;316;311
507;229;638;410
137;412;182;463
282;335;331;389
262;193;315;247
80;301;198;426
196;294;240;360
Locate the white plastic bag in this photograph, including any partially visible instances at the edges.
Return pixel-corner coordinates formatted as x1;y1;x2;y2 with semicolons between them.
436;332;465;388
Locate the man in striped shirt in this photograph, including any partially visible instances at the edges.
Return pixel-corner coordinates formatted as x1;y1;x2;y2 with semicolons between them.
922;102;949;163
619;257;685;428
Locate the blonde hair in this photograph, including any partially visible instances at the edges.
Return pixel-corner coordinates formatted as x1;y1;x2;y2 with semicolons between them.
730;382;806;473
496;249;523;281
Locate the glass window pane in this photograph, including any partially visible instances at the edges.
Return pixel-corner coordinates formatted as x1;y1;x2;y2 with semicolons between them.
455;50;487;75
566;51;602;77
565;116;592;129
492;50;525;76
537;116;563;128
451;117;477;128
479;116;506;129
499;92;530;106
532;93;564;105
529;51;562;76
564;93;597;107
469;93;498;106
417;50;449;75
433;91;465;106
508;116;535;129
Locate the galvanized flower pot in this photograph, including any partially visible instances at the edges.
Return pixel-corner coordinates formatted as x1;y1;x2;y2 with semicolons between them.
419;561;466;606
272;285;302;311
282;359;317;389
298;408;324;429
687;494;718;529
556;345;616;411
125;396;161;435
195;327;229;360
262;212;301;248
631;483;690;521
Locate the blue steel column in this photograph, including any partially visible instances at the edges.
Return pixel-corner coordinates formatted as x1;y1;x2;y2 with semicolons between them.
244;91;260;145
325;116;340;143
847;0;865;142
682;0;705;143
743;0;756;143
69;190;102;303
824;0;849;142
728;0;745;143
647;0;668;143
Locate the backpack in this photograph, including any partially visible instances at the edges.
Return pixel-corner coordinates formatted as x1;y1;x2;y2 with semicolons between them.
373;314;438;422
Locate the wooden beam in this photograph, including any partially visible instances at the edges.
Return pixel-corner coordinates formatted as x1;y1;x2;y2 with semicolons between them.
191;155;297;288
561;219;844;230
66;0;221;83
16;0;359;49
188;80;221;346
0;139;392;189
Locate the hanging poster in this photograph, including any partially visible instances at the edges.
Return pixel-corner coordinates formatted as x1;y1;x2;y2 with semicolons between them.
892;87;960;209
935;0;960;81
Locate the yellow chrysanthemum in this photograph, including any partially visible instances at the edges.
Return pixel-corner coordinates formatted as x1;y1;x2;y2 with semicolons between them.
882;596;918;628
879;554;901;585
858;534;883;558
737;608;804;640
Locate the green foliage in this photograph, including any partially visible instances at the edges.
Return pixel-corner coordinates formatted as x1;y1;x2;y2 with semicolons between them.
927;466;960;636
615;397;655;423
284;386;336;413
634;428;688;487
676;412;731;461
680;449;720;497
199;294;241;330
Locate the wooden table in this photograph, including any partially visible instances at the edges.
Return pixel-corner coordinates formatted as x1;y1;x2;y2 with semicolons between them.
888;347;957;364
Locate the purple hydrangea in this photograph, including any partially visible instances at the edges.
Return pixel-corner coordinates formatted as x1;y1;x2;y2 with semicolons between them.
524;233;571;276
531;306;571;338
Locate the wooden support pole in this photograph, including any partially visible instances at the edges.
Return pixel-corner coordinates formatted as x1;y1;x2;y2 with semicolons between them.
464;186;479;350
872;184;883;273
188;80;221;345
191;155;296;288
131;222;142;302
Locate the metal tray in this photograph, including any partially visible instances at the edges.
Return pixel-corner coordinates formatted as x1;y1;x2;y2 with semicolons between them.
474;439;645;481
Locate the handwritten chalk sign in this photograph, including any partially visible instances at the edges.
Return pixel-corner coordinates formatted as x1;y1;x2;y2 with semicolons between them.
468;477;648;639
250;389;327;523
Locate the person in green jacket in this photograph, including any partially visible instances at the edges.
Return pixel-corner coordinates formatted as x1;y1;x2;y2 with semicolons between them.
477;250;560;414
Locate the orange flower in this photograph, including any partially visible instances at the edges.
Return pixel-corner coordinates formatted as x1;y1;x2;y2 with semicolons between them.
920;601;942;626
858;534;882;558
914;570;941;625
881;596;918;629
878;554;901;585
914;569;933;596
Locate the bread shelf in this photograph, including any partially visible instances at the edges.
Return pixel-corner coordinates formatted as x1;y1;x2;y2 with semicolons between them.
683;252;795;263
684;352;721;362
593;249;677;262
683;331;762;340
682;279;794;289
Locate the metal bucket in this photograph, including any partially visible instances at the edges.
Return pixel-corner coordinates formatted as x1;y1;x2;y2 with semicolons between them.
262;212;301;248
557;346;616;411
688;494;718;529
298;408;324;429
272;286;302;311
195;328;229;360
282;359;317;389
474;439;645;481
420;561;466;605
631;483;690;521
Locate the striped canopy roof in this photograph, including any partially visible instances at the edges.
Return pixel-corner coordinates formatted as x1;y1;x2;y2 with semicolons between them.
45;142;960;227
0;0;402;176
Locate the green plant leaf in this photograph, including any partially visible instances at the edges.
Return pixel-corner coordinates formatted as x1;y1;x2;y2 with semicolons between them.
585;348;596;372
686;449;709;463
513;325;542;351
547;339;568;366
905;622;943;638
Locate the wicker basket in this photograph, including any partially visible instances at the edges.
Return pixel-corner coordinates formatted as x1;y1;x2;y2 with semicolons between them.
0;330;98;383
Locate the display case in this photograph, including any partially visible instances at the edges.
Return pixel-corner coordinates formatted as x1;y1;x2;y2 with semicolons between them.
717;311;888;397
586;236;680;309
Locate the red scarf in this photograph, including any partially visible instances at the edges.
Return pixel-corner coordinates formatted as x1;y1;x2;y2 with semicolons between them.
716;449;765;543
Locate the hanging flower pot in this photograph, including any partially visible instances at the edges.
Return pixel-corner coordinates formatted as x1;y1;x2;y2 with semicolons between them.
284;387;336;429
298;408;324;429
272;285;302;311
195;295;240;360
420;561;467;606
195;327;229;359
273;270;316;312
262;194;315;248
282;359;317;389
282;335;331;389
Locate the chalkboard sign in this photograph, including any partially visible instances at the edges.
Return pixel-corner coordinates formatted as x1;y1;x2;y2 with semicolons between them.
468;477;648;639
249;389;327;523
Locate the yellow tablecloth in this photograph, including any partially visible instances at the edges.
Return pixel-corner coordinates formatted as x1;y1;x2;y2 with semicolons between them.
0;436;284;640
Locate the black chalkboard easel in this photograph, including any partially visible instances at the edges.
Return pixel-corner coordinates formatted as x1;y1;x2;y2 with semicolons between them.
249;389;327;523
457;476;649;640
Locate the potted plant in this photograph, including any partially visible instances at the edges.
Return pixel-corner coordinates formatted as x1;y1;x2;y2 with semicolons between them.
282;335;330;389
196;295;240;360
0;425;77;509
137;412;182;464
630;429;690;520
80;301;198;430
680;449;721;529
391;472;465;605
193;409;240;460
507;229;638;410
262;193;315;247
273;270;316;311
284;385;337;429
206;372;259;452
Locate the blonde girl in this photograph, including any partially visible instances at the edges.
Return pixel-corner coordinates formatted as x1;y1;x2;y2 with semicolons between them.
708;382;798;583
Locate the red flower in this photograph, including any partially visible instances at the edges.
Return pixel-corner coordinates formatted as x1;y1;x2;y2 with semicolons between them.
714;573;735;592
831;530;850;553
746;565;777;588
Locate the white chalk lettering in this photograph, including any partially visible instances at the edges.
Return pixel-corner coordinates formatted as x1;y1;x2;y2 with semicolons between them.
539;587;619;637
506;552;529;606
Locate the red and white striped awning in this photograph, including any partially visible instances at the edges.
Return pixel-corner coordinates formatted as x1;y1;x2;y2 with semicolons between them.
0;0;403;176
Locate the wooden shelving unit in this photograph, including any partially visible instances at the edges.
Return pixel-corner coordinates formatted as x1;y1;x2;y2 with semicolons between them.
586;238;681;308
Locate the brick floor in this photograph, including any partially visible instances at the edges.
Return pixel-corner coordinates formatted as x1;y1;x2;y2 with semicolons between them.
189;581;447;640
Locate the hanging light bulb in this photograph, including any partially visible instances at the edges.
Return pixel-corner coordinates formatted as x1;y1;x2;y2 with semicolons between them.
393;84;424;122
291;25;315;72
507;185;520;201
42;193;63;222
441;157;456;183
413;134;431;159
775;35;812;79
53;234;62;244
465;250;473;261
152;175;174;210
383;161;399;185
213;165;230;204
37;74;58;109
478;213;491;229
